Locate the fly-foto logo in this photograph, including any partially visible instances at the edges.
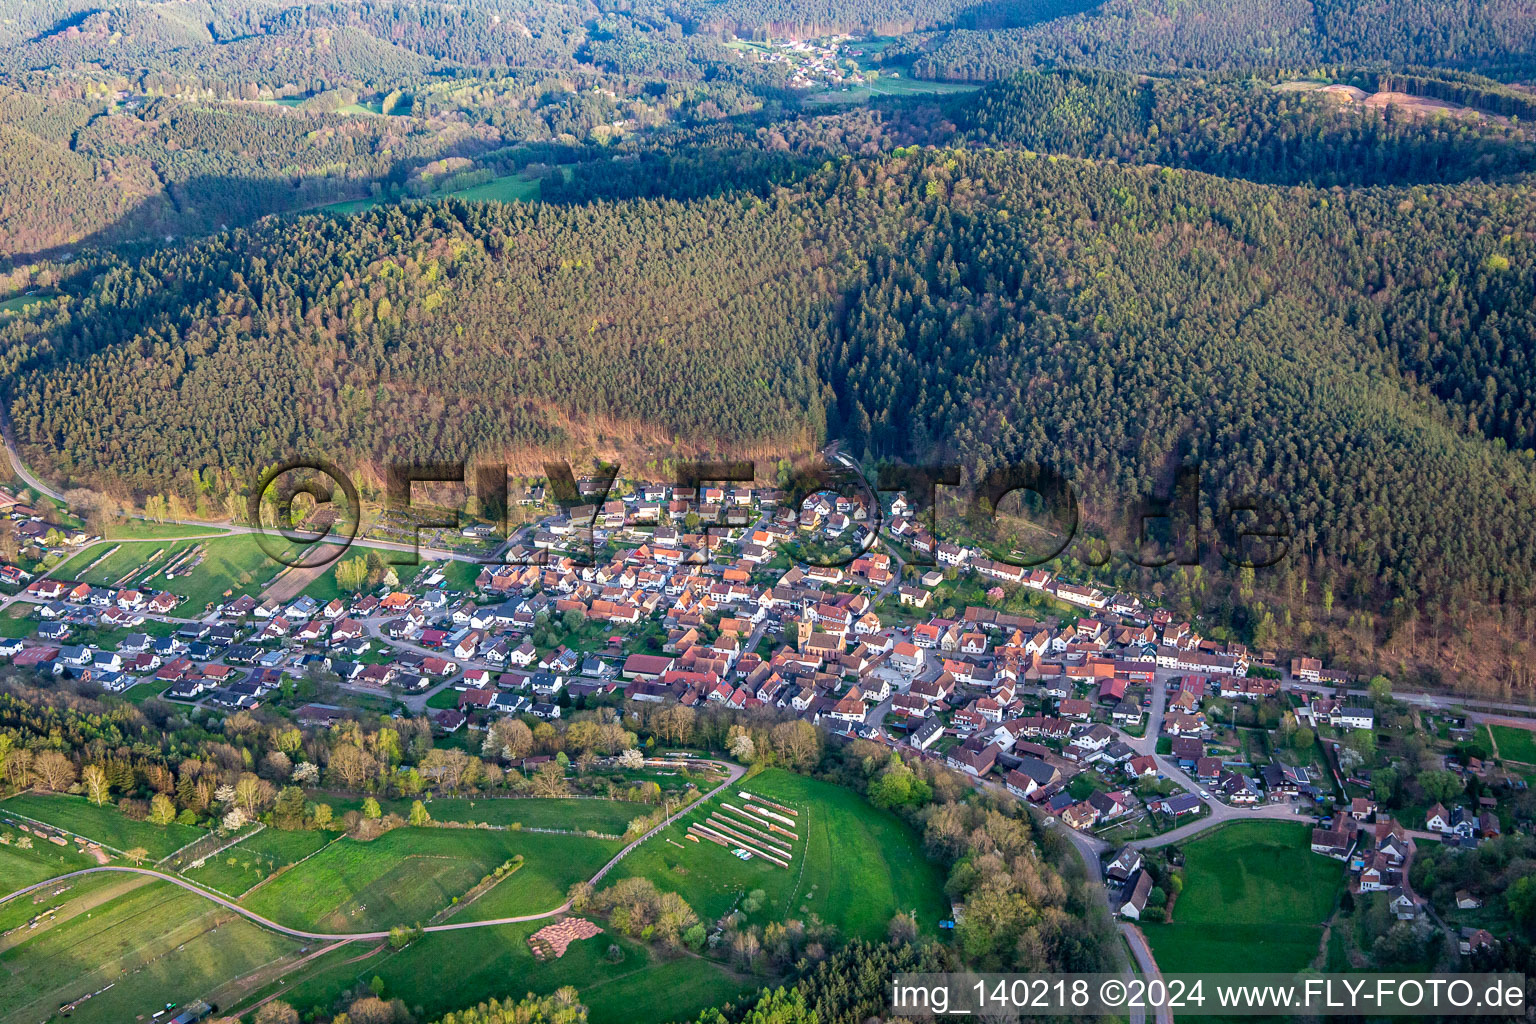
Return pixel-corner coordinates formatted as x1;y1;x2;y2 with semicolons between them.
248;457;1290;572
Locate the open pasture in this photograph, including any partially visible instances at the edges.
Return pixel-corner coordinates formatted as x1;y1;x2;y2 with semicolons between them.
1143;820;1343;973
603;768;946;941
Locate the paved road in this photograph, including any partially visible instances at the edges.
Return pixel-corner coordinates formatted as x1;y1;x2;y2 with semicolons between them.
1120;923;1174;1024
0;760;746;940
1;412;66;503
4;411;500;567
1286;677;1536;716
1130;801;1301;850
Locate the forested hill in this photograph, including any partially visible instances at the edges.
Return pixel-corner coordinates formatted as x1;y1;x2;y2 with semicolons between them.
954;71;1536;187
7;149;1536;615
2;194;832;494
900;0;1536;80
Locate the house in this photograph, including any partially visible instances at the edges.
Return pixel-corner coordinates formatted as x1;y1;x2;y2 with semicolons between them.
1331;705;1375;731
1459;927;1495;956
1004;755;1060;799
1358;850;1395;892
909;717;944;751
1058;698;1091;721
1290;657;1322;682
1170;736;1203;768
431;709;467;733
1387;886;1420;920
1105;847;1143;884
1118;870;1153;919
1061;801;1098;831
1218;770;1261;805
1424;803;1474;838
1066;723;1115;761
889;641;925;674
1111;701;1143;726
1088;789;1133;821
1311;823;1354;859
1153;793;1202;818
420;655;459;676
1455;890;1483;910
946;739;1000;778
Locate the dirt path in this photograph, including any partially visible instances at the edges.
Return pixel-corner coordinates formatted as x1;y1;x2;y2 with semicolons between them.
0;761;747;942
260;545;346;603
222;937;361;1018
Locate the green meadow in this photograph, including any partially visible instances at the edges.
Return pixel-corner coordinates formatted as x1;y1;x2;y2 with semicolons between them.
1142;820;1343;974
603;767;947;941
1;793;204;860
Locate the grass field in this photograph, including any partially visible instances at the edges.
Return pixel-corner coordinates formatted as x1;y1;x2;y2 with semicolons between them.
449;173;540;203
1488;723;1536;764
259;913;752;1024
807;75;978;105
603;768;947;941
425;797;647;833
293;543;430;605
1142;820;1343;973
241;826;618;932
105;520;229;541
0;871;130;939
450;830;623;922
0;878;300;1024
0;294;55;316
47;534;279;610
181;827;336;897
1;793;204;860
0;822;97;888
0;604;32;638
322;171;540;216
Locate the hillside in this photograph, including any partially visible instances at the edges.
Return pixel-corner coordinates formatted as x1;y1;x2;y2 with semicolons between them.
6;148;1536;623
904;0;1536;80
956;70;1536;187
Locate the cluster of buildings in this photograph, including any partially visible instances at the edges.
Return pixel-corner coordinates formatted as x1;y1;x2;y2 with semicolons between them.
734;36;870;90
1;480;1366;825
0;487;88;558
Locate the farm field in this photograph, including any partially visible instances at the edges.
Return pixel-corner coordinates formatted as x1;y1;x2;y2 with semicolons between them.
1;793;204;860
1488;723;1536;764
181;826;336;897
0;871;131;940
260;915;752;1024
47;534;279;610
603;768;947;941
241;826;617;932
0;878;300;1024
0;822;97;888
449;830;623;921
425;796;648;833
1142;820;1343;973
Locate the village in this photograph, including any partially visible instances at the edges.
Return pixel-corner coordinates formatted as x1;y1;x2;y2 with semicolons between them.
0;470;1530;969
726;36;880;91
